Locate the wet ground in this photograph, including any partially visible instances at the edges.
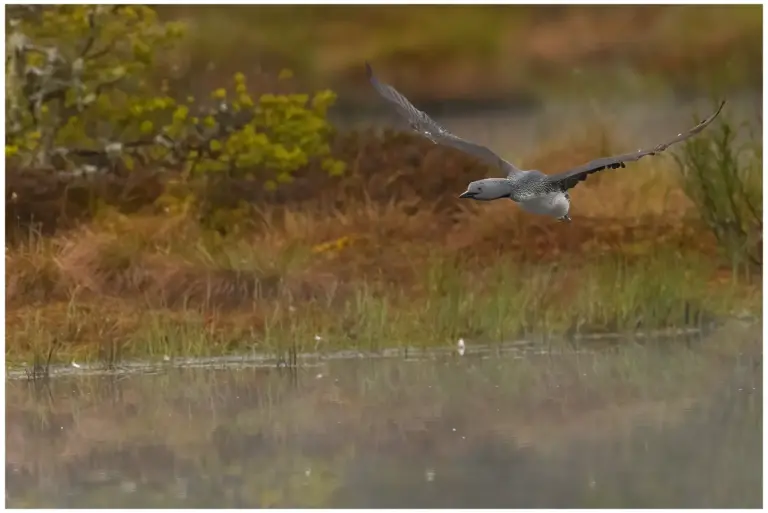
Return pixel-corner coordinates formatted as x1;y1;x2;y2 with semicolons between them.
5;323;762;508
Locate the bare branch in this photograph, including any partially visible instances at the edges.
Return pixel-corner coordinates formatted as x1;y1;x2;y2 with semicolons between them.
78;8;98;59
88;39;119;61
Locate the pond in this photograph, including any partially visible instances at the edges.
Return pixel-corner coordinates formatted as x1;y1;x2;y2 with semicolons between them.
5;323;761;508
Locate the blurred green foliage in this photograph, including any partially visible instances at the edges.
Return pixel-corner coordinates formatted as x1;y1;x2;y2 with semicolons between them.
5;5;345;217
6;6;183;166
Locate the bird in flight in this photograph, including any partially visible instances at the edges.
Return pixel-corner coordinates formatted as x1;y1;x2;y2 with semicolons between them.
365;62;725;222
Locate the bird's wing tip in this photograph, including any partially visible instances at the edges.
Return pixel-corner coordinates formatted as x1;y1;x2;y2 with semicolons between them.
710;99;727;120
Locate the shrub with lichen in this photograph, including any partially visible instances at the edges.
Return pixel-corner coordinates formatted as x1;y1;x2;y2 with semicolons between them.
5;5;345;230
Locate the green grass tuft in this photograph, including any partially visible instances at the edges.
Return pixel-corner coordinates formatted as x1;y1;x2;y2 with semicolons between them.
673;109;762;276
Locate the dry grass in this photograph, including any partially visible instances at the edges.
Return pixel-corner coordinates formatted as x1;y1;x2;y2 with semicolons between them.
5;177;716;310
5;198;754;365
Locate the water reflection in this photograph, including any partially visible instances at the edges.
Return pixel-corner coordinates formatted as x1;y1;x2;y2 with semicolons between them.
6;327;762;508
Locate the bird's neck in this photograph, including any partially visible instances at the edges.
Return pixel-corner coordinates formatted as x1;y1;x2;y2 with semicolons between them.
484;178;514;199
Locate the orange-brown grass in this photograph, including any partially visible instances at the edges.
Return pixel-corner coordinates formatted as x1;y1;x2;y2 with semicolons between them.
6;191;753;366
5;190;717;309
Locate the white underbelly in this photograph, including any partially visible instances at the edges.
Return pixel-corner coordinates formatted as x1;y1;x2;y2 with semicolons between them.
518;193;570;218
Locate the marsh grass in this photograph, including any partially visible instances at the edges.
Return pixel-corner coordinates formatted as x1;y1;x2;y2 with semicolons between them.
5;108;761;368
6;242;748;367
673;112;762;275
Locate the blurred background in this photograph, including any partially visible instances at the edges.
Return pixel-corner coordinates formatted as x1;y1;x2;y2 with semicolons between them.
159;5;760;109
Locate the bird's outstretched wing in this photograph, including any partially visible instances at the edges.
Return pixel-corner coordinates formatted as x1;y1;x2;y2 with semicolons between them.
547;100;726;191
366;62;521;177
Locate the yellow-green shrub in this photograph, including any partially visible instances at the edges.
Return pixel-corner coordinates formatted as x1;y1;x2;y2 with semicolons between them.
5;5;345;214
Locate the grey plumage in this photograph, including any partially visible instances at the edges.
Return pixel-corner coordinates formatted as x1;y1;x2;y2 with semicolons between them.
366;62;521;176
544;100;726;191
365;62;726;222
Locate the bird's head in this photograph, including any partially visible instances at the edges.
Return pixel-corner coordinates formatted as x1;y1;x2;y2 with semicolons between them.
458;179;510;201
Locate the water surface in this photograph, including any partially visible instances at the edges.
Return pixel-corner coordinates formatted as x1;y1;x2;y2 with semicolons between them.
6;325;762;508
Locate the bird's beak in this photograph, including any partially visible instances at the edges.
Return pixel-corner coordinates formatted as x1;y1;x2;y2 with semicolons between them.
459;191;476;199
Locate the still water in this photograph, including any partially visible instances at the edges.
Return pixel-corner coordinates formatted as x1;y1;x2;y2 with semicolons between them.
6;325;762;508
